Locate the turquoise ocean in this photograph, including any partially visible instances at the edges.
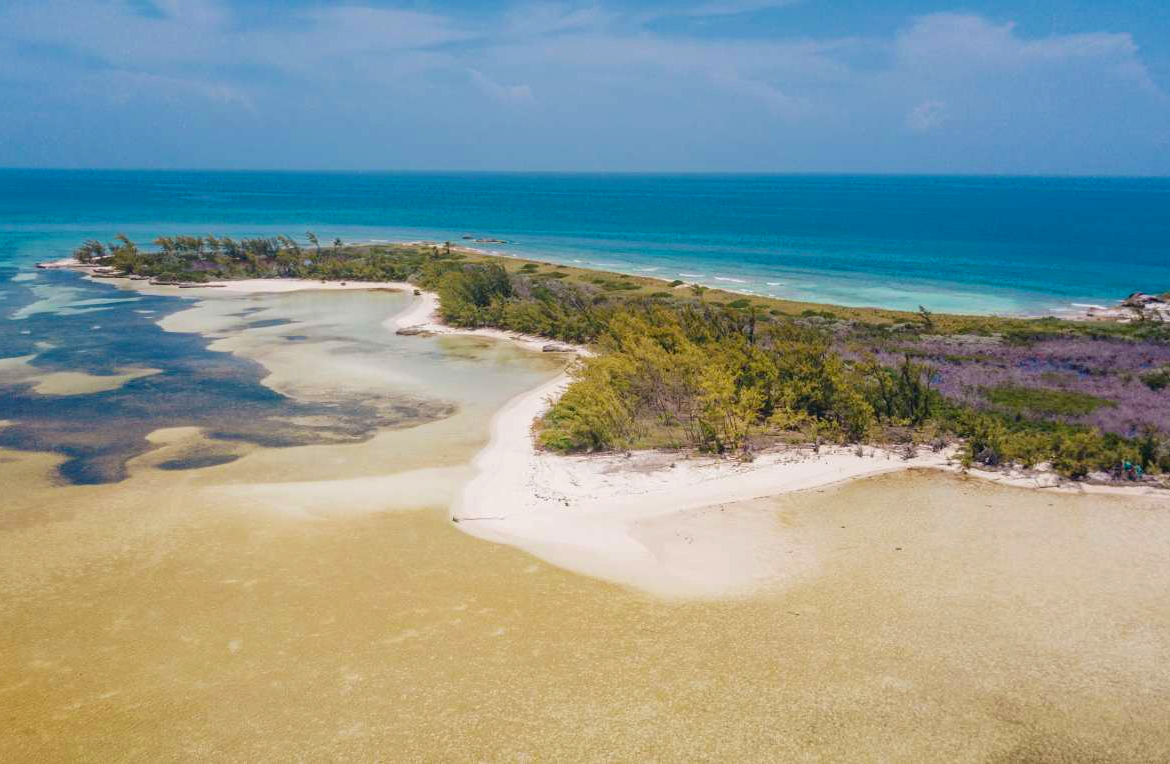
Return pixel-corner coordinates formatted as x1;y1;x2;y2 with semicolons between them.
2;170;1169;314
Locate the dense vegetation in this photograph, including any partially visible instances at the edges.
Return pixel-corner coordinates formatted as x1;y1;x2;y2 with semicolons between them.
74;234;1170;481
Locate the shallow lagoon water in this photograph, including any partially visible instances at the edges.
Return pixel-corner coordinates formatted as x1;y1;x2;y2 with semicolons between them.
0;271;555;484
2;270;1170;761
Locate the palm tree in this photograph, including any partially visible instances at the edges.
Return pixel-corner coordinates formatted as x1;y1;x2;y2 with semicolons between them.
306;231;320;254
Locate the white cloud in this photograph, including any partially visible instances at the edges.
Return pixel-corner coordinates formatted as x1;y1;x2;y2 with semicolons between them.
469;69;535;105
0;3;1166;172
896;13;1158;91
144;0;229;26
502;4;617;37
679;0;801;18
96;70;255;110
296;6;472;53
906;99;947;132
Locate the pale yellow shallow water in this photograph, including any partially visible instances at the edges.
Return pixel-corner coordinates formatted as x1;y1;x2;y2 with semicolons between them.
2;289;1169;762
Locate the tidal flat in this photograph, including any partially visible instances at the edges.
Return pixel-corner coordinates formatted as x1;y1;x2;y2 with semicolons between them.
2;271;1169;761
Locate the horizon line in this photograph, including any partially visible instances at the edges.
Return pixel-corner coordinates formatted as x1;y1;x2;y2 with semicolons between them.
3;167;1170;180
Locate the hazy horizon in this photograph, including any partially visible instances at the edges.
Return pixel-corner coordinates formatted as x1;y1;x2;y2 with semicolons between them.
4;168;1170;179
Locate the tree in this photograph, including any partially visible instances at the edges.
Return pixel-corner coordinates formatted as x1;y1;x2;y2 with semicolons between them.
917;305;935;332
306;231;320;254
72;240;106;263
220;237;242;263
176;236;204;257
107;234;143;274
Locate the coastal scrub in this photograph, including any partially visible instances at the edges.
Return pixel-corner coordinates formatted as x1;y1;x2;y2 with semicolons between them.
71;235;1170;481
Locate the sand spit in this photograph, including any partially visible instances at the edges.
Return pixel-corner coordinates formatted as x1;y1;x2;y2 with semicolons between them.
456;366;1170;599
454;372;952;598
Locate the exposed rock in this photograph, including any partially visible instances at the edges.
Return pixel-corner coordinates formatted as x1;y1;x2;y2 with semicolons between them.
542;343;575;353
396;327;434;337
1087;292;1170;322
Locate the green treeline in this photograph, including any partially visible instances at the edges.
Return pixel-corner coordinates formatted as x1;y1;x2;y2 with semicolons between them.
74;234;451;283
541;308;879;452
434;262;607;344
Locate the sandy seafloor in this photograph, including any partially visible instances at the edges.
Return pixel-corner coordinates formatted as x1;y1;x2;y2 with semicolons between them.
2;276;1170;761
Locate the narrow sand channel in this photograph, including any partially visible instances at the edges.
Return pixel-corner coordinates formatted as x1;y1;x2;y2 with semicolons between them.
2;276;1169;761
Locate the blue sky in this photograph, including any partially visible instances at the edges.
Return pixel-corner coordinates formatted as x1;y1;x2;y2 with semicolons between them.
1;0;1168;174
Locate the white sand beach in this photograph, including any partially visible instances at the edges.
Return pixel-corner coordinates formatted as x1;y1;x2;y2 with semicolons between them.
456;370;942;598
455;357;1170;598
211;277;415;294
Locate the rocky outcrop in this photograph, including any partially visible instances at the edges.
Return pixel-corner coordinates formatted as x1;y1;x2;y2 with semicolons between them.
1085;292;1170;322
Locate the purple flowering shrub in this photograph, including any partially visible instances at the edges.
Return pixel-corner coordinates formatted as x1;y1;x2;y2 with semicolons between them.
843;334;1170;438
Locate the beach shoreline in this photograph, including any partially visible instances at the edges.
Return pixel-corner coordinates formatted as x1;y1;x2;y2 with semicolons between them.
54;262;1170;597
452;352;1170;597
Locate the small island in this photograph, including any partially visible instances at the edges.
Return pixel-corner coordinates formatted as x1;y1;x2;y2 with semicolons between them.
64;232;1170;489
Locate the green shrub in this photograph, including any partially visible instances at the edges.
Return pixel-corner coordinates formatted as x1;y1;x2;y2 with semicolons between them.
1141;366;1170;391
984;385;1112;418
1052;431;1107;479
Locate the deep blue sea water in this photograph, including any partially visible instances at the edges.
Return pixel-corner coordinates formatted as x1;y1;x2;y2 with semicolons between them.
2;170;1169;314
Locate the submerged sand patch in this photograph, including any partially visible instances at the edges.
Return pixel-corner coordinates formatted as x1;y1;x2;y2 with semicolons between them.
0;352;161;395
29;367;161;395
2;462;1168;761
